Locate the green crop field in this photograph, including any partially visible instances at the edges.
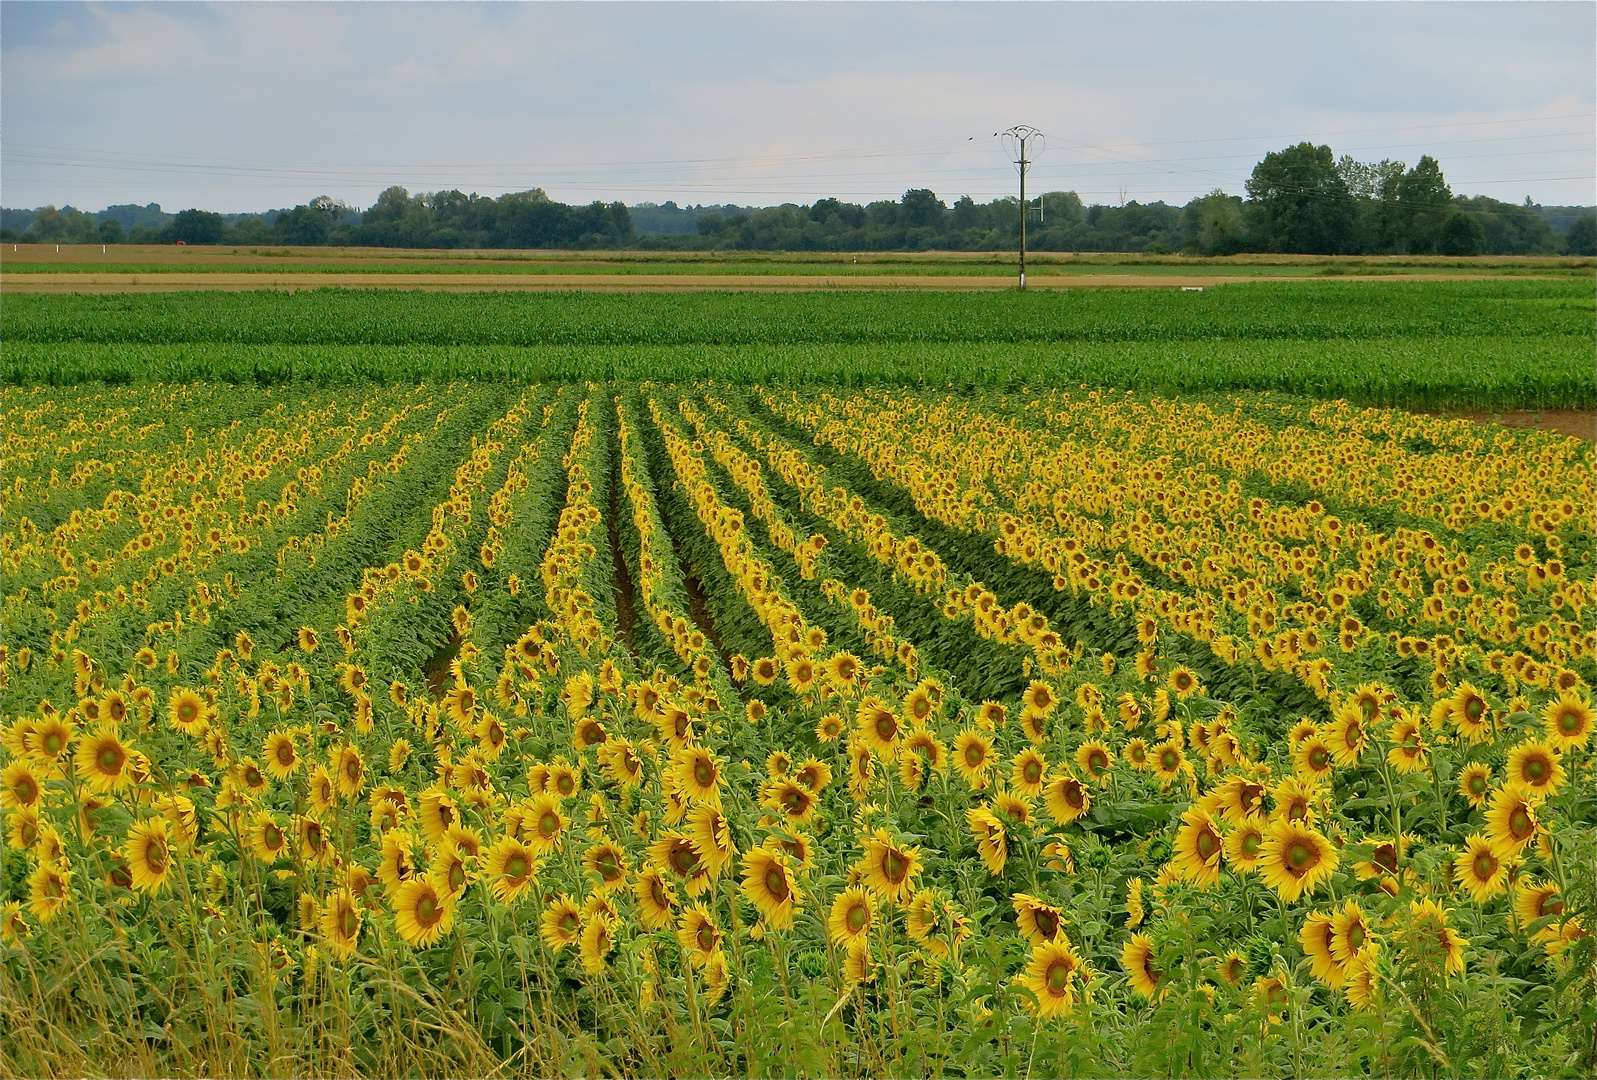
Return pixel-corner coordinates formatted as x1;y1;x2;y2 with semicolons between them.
2;279;1594;409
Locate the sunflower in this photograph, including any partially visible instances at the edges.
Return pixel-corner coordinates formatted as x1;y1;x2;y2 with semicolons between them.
751;656;780;685
673;745;723;806
1217;949;1248;987
633;867;677;930
764;779;818;825
968;807;1009;875
1329;900;1374;963
824;650;862;692
676;904;723;967
1043;772;1091;826
407;789;455;845
443;683;477;728
547;761;581;799
1293;735;1336;782
828;886;877;953
1386;717;1429;774
1171;806;1225;888
861;829;922;902
262;730;300;779
1457;762;1493;808
1258;820;1338;902
123;817;174;894
1484;787;1539;859
432;843;473;898
377;831;417;892
1299;910;1347;988
952;729;996;789
331;745;365;799
1454;834;1509;903
794;758;833;793
598;739;645;789
1541;691;1593;751
815;713;844;742
388;739;412;774
247;812;290;863
1120;933;1165;1000
1353;835;1406;881
856;696;902;758
687;803;737;877
298;627;319;653
539;893;582;952
1013;893;1066;945
167;688;209;736
295;814;336;868
320;888;363;959
485;836;540;903
74;725;133;794
1324;704;1368;767
5;806;41;851
1449;682;1493;744
1270;776;1321;826
993;790;1035;829
583;840;629;894
308;766;338;815
579;912;615;974
391;875;455;948
651;831;711;895
1343;944;1380;1011
1514;878;1564;930
27;862;72;924
1017;935;1084;1017
1010;748;1048;798
1404;898;1467;976
1150;741;1185;784
1075;741;1113;784
525;793;568;856
1504;740;1564;802
0;901;28;945
1123;738;1150;770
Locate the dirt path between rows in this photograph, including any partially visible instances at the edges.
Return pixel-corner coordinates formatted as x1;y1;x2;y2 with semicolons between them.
0;271;1561;293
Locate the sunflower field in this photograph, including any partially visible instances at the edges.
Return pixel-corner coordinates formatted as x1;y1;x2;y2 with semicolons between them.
1;377;1592;1078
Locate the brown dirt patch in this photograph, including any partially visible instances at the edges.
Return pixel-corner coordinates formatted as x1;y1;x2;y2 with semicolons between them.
1427;410;1595;442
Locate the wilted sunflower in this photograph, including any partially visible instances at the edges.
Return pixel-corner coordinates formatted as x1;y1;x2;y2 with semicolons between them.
1258;820;1337;902
1171;806;1225;888
1120;933;1165;1001
1453;834;1508;903
391;875;455;948
1020;937;1084;1018
123;817;174;894
75;725;133;794
828;886;877;953
539;893;582;952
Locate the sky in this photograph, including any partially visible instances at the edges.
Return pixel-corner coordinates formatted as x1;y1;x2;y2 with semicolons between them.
2;0;1593;214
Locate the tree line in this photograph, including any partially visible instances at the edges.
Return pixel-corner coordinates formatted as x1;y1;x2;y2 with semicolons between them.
4;143;1593;256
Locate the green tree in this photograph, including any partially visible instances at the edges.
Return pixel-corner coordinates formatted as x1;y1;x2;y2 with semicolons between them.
97;218;124;244
1180;189;1247;255
1437;213;1486;256
900;189;946;229
1394;156;1452;254
1566;215;1596;256
1244;143;1357;254
274;205;329;245
170;209;226;244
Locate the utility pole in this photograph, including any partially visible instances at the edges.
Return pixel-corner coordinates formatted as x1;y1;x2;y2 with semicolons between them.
999;126;1044;289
